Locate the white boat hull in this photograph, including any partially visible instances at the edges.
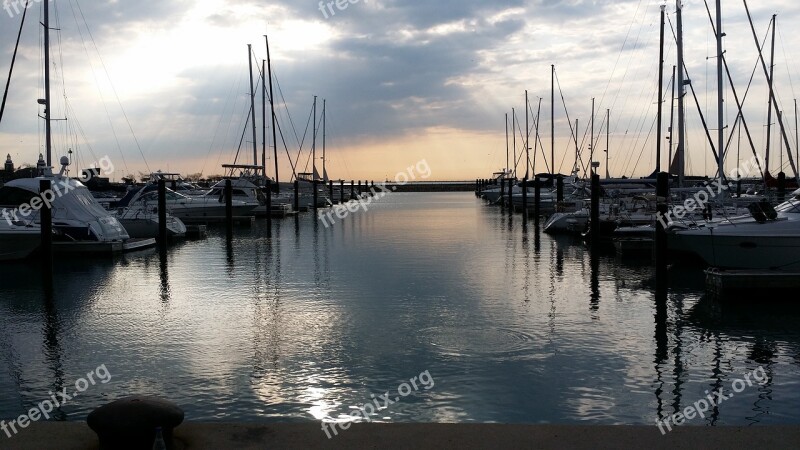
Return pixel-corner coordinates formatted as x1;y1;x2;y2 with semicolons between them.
669;219;800;270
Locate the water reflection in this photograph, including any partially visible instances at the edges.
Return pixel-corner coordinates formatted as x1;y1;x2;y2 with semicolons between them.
1;193;800;424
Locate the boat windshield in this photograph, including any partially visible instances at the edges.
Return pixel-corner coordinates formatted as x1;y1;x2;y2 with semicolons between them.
775;197;800;213
138;190;188;202
0;186;39;207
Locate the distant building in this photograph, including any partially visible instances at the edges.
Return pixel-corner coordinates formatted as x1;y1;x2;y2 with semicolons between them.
4;154;13;173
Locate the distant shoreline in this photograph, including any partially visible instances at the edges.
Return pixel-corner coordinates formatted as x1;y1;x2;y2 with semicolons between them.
382;182;474;192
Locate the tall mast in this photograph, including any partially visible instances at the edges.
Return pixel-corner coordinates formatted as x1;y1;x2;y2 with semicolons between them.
656;4;666;173
606;108;610;179
765;14;777;177
676;0;687;187
575;119;579;176
525;90;530;179
312;95;317;181
551;65;555;175
512;108;517;179
796;99;798;170
44;0;53;166
266;34;279;192
590;97;595;174
669;65;676;169
247;44;258;167
715;0;725;181
505;113;509;176
262;60;267;180
322;99;326;180
744;2;798;180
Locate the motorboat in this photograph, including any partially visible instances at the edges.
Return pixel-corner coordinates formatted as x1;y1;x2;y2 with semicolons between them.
0;156;131;253
667;190;800;270
112;175;258;221
114;204;187;239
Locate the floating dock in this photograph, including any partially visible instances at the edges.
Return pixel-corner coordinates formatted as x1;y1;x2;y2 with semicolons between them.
52;238;156;255
706;268;800;299
180;216;256;226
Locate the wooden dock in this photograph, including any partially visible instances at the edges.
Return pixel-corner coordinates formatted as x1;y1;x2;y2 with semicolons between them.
706;268;800;299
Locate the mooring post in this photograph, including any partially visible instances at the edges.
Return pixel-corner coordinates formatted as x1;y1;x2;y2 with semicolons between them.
521;178;528;218
293;179;299;212
534;176;541;226
158;179;167;246
778;172;787;203
500;178;506;208
557;175;564;204
590;174;600;244
329;180;334;204
225;179;233;231
313;179;318;211
350;180;355;200
358;180;362;198
340;180;345;204
39;180;53;275
265;179;272;233
655;172;669;285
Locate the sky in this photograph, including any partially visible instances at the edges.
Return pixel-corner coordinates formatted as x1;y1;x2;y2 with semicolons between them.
1;0;799;182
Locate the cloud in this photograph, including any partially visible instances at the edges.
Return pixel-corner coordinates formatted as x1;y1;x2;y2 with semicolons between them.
1;0;799;179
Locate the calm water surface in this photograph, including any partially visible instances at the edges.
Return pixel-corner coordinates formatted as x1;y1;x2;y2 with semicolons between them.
1;192;799;425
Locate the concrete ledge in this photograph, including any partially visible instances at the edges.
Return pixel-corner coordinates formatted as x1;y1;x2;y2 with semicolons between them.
4;422;799;449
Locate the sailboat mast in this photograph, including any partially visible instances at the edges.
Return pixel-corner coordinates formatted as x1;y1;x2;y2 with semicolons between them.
669;65;676;169
744;2;798;180
575;119;579;176
323;99;326;181
715;0;725;181
505;113;509;176
525;90;530;179
591;97;595;174
551;65;555;176
262;60;267;180
656;4;666;173
44;0;52;166
312;95;317;181
606;109;610;179
266;34;279;192
512;108;517;179
247;44;258;168
765;14;777;177
676;0;687;187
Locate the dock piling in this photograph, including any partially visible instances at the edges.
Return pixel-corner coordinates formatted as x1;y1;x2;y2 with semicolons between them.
329;180;334;204
40;180;53;275
590;174;600;244
265;180;272;235
225;179;233;233
313;180;319;211
557;175;564;204
521;178;528;218
158;179;167;246
340;180;345;204
655;172;669;284
500;178;506;208
534;177;541;226
293;180;299;212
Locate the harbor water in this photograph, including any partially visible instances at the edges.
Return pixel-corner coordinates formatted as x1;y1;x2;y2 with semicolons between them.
1;192;799;425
